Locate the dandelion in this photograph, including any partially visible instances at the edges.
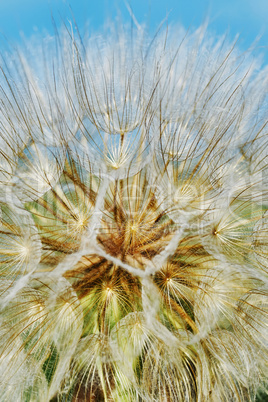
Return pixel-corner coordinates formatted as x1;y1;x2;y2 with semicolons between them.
0;20;267;402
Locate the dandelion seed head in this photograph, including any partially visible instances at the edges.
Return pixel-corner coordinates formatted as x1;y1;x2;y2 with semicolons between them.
0;20;267;402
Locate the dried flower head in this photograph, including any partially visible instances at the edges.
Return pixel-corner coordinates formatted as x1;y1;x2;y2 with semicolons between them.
0;21;267;401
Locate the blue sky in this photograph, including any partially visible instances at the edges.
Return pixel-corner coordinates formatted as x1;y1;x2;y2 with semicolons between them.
0;0;267;63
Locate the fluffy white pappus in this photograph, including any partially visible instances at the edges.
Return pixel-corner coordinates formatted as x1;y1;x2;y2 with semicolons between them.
0;20;267;402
